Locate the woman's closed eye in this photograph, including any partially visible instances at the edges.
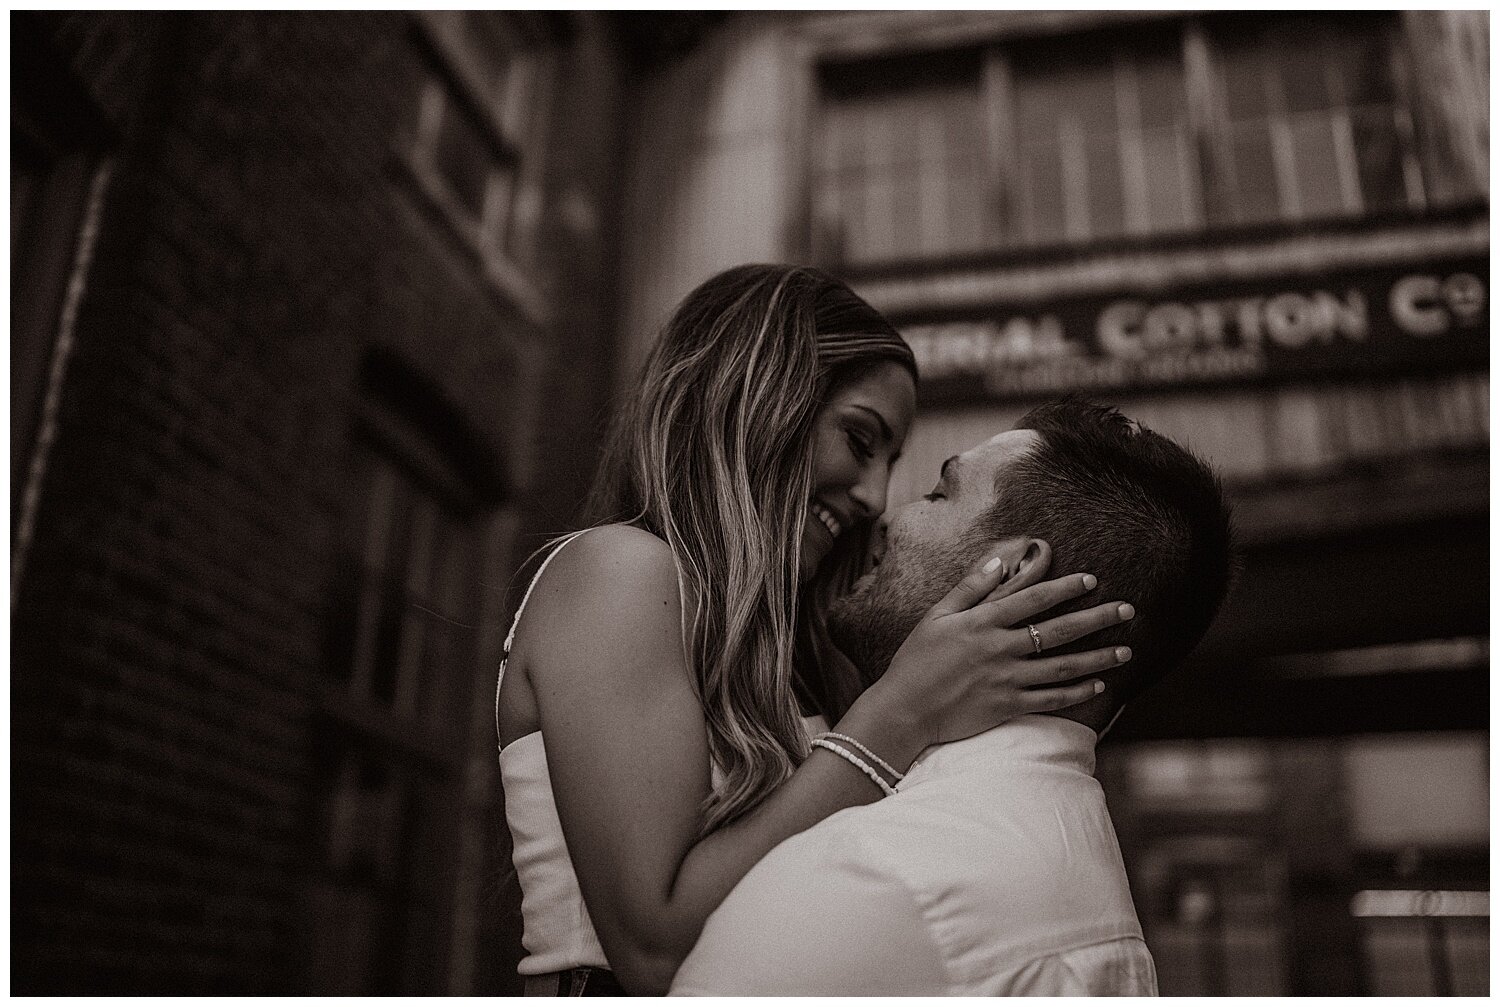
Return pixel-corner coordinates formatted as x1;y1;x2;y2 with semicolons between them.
844;427;875;461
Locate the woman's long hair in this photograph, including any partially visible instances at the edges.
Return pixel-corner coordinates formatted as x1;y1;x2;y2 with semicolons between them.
585;264;916;833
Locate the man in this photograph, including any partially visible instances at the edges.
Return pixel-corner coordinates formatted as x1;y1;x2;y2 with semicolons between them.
670;400;1234;996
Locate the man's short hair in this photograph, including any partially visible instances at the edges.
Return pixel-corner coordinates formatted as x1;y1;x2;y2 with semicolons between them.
978;398;1235;701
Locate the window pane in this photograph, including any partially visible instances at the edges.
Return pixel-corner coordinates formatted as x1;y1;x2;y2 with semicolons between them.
890;169;921;254
862;172;895;260
1446;919;1489;996
1336;31;1397;107
497;51;535;142
1016;56;1122;244
860;97;897;170
1362;918;1439;995
954;157;990;253
1137;54;1188;130
1288;115;1346;218
381;475;416;579
324;551;363;684
419;517;472;727
487;167;517;259
1142;130;1199;232
817;74;982;263
371;472;413;704
1017;71;1061;141
945;156;987;253
1071;61;1118;135
393;500;438;713
1279;41;1335;114
828;100;864;175
885;95;923;168
1228;123;1282;224
1222;47;1271;121
1084;134;1126;239
836;181;867;261
1215;15;1414;229
914;159;948;256
937;94;987;252
1352;107;1410;213
939;88;982;161
1021;142;1067;244
435;101;496;219
370;579;406;703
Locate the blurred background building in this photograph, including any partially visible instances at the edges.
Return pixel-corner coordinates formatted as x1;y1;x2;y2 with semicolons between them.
11;9;1489;996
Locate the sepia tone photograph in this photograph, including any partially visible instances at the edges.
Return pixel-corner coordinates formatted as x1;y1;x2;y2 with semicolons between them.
10;9;1489;996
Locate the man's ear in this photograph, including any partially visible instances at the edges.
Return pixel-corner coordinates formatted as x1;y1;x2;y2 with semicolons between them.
981;538;1050;602
1007;538;1052;590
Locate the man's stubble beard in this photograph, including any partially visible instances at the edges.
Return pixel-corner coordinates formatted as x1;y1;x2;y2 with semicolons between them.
827;535;973;681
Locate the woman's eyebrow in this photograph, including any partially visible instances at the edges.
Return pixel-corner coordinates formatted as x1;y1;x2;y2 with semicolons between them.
850;404;894;442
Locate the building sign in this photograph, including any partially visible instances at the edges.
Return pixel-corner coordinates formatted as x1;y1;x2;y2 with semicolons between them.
901;258;1488;403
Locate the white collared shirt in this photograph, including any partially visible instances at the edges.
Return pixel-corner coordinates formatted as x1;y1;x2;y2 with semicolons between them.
670;715;1157;996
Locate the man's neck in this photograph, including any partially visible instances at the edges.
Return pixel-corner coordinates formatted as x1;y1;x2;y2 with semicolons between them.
902;712;1099;788
1039;693;1116;735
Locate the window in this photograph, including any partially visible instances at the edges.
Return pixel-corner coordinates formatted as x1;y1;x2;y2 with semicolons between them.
815;52;991;263
1342;733;1489;996
1100;731;1488;995
1213;17;1420;225
307;370;508;993
1012;37;1202;245
812;14;1447;267
323;441;479;723
404;12;560;320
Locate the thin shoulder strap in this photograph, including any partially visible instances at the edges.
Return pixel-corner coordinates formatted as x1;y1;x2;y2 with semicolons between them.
503;529;591;654
496;529;591;748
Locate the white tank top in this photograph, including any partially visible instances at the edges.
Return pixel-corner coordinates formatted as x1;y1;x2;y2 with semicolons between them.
495;530;828;976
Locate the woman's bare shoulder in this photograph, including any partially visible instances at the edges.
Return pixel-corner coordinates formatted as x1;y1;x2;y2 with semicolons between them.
548;523;679;594
516;524;685;662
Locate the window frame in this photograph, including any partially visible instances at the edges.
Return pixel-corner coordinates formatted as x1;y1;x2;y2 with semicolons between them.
307;380;513;993
809;12;1455;271
397;11;560;325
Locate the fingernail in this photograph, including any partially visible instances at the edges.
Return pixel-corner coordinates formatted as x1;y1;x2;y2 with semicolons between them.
983;557;1002;574
1094;681;1106;694
1118;603;1135;620
1116;647;1132;663
1082;574;1097;589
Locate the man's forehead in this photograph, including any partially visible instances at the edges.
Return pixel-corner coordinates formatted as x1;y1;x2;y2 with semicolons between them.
965;428;1041;470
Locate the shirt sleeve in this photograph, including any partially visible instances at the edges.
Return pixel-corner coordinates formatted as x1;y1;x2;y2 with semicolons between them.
668;826;950;996
999;938;1160;996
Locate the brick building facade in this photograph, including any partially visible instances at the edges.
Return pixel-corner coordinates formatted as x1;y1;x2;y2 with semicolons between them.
12;11;631;993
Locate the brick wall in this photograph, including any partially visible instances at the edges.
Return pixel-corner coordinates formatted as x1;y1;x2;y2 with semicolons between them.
12;12;627;993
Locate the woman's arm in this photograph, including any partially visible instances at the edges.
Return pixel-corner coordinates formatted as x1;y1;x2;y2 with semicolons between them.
518;526;1122;994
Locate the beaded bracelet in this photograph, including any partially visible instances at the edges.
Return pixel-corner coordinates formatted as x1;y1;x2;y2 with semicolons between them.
812;731;904;782
811;738;897;798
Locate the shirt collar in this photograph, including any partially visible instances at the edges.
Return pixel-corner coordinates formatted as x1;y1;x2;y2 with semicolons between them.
898;714;1098;791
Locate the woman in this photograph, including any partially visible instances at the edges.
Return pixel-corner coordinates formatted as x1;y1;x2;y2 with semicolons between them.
496;265;1132;995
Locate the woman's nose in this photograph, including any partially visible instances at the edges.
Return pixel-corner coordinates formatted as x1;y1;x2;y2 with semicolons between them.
850;469;888;521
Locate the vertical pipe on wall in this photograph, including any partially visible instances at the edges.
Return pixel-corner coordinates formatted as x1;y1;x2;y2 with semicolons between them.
12;160;114;610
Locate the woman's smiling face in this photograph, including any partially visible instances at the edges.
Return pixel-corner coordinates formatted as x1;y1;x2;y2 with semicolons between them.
801;360;917;580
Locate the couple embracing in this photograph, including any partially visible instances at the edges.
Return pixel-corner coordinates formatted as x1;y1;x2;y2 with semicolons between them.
495;265;1233;996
